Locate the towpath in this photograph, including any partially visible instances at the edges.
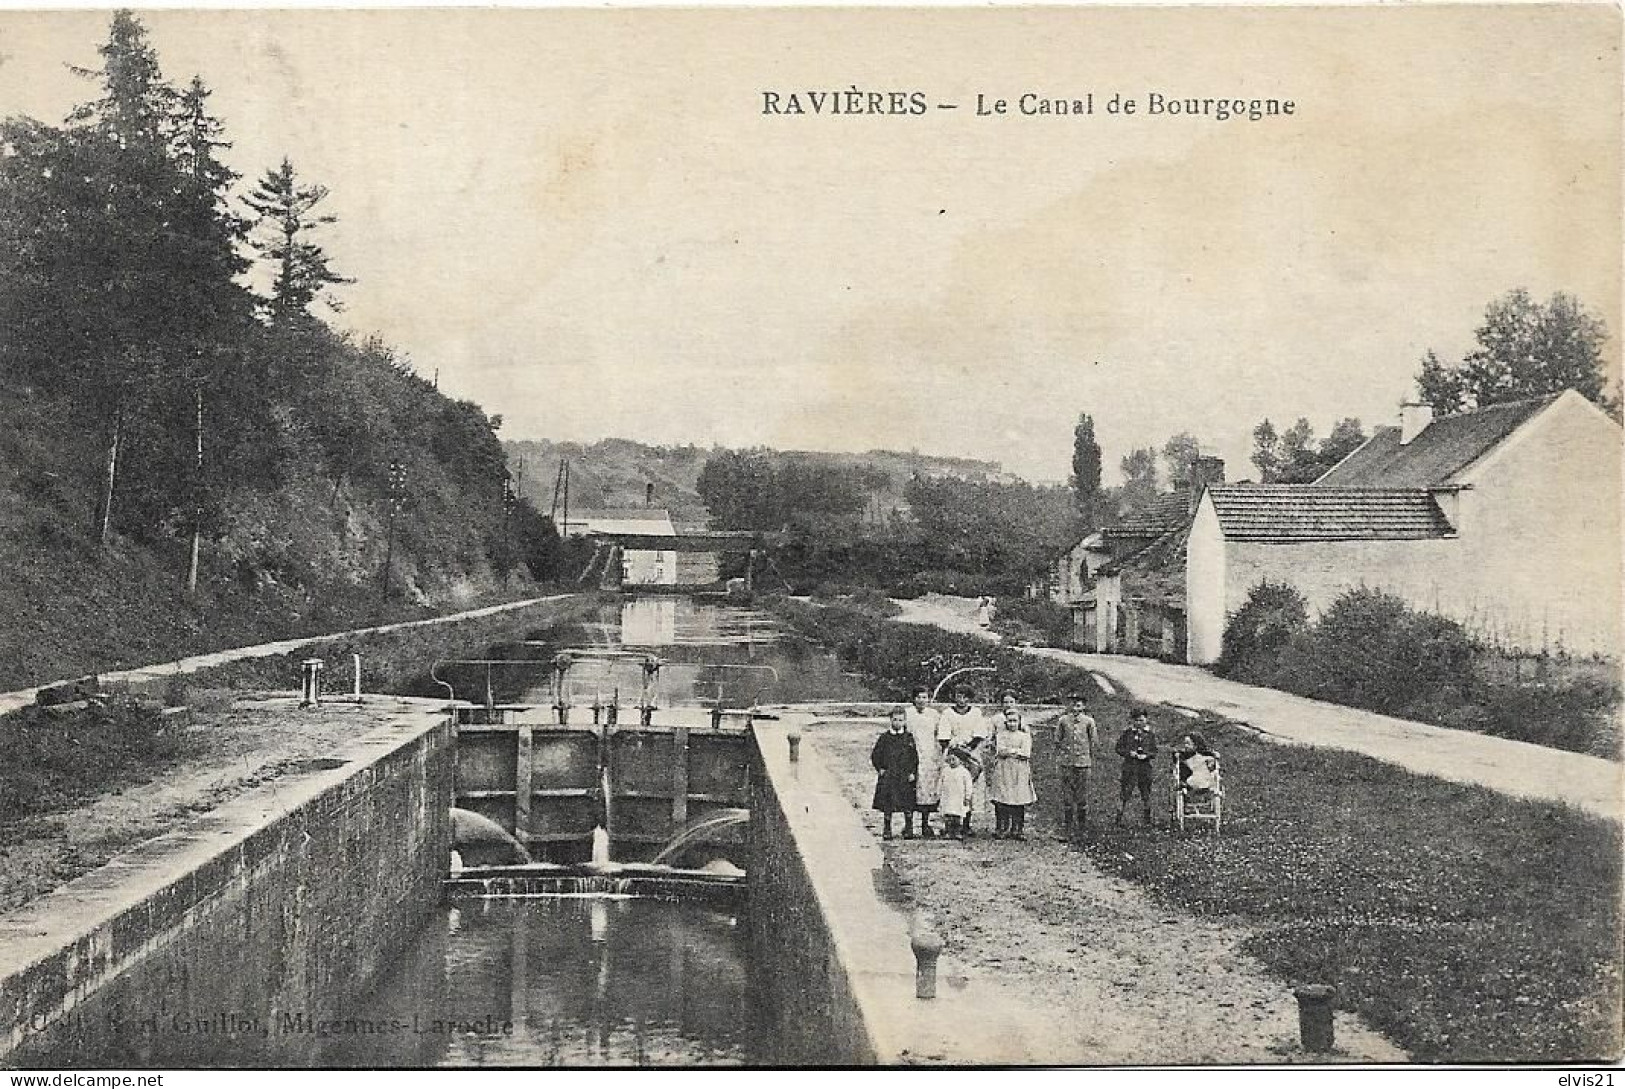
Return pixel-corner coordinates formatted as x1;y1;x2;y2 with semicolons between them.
0;593;580;718
808;720;1406;1064
893;595;1622;822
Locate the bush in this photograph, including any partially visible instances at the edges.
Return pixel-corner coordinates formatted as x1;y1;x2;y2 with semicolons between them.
1217;581;1309;681
891;569;1009;600
1216;582;1616;756
1310;588;1474;715
770;597;1089;703
990;596;1074;647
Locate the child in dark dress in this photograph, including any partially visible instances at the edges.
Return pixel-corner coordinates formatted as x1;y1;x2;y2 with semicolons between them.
871;706;920;840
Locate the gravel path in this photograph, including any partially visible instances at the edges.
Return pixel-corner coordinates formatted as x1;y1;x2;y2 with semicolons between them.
0;697;428;913
812;720;1406;1064
893;596;1622;822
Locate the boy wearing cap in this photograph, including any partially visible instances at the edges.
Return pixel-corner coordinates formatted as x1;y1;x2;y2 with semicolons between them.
1052;693;1098;839
1114;710;1158;826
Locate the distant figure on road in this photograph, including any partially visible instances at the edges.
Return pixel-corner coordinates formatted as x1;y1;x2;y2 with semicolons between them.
1114;710;1159;826
988;707;1037;839
1052;693;1099;839
871;706;919;840
905;686;944;837
976;596;996;628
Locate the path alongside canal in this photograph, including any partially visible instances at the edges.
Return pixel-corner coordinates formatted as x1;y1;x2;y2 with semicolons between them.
894;596;1622;822
0;695;449;914
807;720;1407;1064
0;593;580;717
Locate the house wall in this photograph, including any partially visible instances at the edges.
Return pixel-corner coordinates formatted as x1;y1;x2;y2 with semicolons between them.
1449;393;1622;656
1219;535;1460;650
1092;575;1122;652
623;548;678;585
1186;499;1227;663
1200;394;1623;660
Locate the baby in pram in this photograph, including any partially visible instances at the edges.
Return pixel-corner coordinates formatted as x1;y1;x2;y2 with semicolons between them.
1173;732;1220;796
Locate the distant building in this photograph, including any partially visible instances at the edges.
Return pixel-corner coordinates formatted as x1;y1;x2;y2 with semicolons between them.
1068;457;1227;660
1187;390;1623;663
563;508;679;586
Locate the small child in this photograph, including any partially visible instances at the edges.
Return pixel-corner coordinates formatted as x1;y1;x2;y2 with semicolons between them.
988;707;1036;839
937;748;975;840
871;706;919;840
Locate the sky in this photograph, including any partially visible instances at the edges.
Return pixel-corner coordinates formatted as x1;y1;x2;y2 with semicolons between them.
0;6;1618;484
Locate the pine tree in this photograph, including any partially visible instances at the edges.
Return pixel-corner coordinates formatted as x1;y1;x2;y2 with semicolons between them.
246;157;351;323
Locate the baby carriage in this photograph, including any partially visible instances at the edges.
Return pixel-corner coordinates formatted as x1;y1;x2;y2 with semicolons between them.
1172;743;1223;836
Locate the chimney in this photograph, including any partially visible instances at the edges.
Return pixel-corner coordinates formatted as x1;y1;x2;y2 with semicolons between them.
645;482;655;508
1187;455;1226;513
1399;402;1434;445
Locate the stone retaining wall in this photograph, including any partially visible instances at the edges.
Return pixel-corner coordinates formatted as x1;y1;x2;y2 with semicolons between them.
0;702;452;1067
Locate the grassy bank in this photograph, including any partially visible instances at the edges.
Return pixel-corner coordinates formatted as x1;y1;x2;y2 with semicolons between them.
772;597;1624;1063
0;698;187;836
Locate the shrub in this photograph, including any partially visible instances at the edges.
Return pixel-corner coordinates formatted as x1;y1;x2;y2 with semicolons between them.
1216;581;1309;680
1311;588;1474;715
990;596;1074;647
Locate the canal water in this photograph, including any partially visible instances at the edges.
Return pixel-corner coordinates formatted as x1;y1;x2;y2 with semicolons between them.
326;595;868;1067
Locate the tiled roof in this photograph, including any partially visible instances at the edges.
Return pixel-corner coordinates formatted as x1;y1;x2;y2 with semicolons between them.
1314;395;1557;487
1106;492;1194;539
1102;525;1187;576
1208;485;1453;541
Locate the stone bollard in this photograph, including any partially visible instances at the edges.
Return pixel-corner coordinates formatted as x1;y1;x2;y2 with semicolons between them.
1293;984;1337;1053
910;924;944;999
786;724;803;763
300;658;325;708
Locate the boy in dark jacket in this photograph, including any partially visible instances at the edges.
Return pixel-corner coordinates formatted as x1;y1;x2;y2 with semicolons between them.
872;706;920;839
1114;710;1158;826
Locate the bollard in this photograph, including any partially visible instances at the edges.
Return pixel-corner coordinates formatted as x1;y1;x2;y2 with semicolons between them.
1293;984;1337;1053
299;658;325;708
786;724;803;763
910;924;944;999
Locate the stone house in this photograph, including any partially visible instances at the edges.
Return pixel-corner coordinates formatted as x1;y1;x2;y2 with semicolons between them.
1185;391;1622;663
1068;457;1228;659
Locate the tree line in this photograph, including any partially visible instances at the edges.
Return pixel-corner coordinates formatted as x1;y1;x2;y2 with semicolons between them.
0;12;566;599
696;450;1077;595
1068;288;1615;519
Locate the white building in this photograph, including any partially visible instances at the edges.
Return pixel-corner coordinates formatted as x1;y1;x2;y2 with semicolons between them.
563;508;679;586
1185;391;1622;663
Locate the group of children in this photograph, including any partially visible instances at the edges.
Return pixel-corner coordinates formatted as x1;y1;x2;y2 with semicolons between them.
871;685;1218;840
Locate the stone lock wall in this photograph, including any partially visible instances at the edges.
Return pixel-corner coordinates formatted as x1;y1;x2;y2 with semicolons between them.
0;709;452;1068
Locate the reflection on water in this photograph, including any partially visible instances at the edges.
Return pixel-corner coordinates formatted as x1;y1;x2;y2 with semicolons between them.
443;595;872;709
617;596;775;649
351;593;874;1068
322;898;752;1067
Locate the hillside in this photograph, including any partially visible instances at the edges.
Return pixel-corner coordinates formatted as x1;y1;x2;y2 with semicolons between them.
504;437;1018;525
0;14;560;692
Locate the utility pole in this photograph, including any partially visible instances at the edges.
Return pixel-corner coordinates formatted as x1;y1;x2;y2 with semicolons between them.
97;394;124;547
379;459;408;605
185;383;204;592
